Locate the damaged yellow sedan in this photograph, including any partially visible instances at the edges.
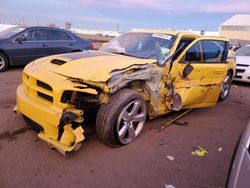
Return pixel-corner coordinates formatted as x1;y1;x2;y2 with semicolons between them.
14;29;235;154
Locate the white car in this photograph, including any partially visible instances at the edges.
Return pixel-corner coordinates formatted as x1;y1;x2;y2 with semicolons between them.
234;45;250;83
227;120;250;188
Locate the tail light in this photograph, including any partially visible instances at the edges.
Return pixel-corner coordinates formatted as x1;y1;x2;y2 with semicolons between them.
88;42;94;50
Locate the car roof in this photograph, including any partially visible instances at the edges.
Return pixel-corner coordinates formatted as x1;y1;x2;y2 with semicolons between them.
23;26;69;31
130;29;228;41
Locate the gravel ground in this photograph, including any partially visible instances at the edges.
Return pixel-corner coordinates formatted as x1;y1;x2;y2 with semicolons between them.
0;67;249;188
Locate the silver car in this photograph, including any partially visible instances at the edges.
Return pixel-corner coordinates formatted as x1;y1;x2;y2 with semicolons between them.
234;45;250;83
227;120;250;188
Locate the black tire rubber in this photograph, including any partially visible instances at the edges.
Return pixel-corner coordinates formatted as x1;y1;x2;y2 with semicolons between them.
0;52;9;72
96;89;146;147
218;71;233;102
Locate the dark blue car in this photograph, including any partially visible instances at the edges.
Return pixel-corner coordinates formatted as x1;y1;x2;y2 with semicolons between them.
0;26;93;72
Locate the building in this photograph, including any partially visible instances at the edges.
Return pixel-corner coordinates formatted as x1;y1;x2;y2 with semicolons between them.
219;14;250;41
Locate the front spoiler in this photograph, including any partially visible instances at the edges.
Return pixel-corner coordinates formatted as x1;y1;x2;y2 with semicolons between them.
38;126;84;155
15;85;85;155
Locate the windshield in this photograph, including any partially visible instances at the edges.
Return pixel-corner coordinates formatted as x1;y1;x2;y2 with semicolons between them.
100;32;176;60
235;46;250;56
0;26;25;39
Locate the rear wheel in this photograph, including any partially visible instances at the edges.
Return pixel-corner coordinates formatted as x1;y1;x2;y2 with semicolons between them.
0;53;8;72
96;89;147;147
218;72;232;102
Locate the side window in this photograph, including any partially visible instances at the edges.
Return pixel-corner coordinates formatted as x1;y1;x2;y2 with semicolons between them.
48;30;73;41
19;29;47;41
184;42;202;62
173;38;195;60
201;40;226;63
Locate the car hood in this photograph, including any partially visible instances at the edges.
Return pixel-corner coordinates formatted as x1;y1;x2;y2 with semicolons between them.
236;56;250;65
28;51;157;82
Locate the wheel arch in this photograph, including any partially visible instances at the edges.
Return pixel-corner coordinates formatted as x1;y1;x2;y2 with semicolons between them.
113;79;151;102
227;69;234;81
0;49;11;65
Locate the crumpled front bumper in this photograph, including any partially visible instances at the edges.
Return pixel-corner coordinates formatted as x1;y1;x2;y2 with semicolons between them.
14;84;85;155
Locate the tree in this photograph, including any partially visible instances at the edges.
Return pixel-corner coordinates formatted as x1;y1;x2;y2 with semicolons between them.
48;23;56;28
65;22;72;30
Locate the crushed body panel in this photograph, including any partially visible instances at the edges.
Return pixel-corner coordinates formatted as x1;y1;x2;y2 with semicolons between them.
15;31;236;154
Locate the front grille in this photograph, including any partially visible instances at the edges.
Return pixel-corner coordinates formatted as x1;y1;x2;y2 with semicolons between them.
37;80;53;91
235;75;243;79
235;69;245;79
236;69;246;74
37;92;53;102
22;72;54;103
237;64;249;67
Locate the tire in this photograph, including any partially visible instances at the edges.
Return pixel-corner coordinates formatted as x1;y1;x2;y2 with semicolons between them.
96;89;147;147
0;52;8;72
218;71;233;102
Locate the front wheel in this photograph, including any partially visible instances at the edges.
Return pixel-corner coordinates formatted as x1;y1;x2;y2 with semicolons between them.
218;72;232;102
0;53;8;72
96;89;147;147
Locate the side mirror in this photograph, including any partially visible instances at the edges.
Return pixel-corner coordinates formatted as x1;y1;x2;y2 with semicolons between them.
182;62;194;77
16;35;26;44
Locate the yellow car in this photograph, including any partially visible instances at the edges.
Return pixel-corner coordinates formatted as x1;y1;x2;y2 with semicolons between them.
14;29;235;154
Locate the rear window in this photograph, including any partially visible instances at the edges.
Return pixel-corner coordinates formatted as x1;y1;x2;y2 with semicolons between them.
48;30;73;41
235;46;250;56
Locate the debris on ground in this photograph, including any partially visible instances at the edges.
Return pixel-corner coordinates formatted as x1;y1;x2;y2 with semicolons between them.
150;109;192;132
166;155;175;161
218;147;223;152
232;85;238;88
191;146;208;157
174;121;189;126
165;184;176;188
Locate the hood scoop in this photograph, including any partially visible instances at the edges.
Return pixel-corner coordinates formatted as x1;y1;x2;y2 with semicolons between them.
51;59;67;65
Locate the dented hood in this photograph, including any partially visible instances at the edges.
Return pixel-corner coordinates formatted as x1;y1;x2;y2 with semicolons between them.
30;51;157;82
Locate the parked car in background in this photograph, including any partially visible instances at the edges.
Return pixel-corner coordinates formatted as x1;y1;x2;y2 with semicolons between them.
0;26;93;72
234;45;250;83
227;120;250;188
14;30;235;154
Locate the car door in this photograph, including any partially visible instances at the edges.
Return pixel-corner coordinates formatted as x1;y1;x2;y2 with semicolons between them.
46;29;75;55
168;38;229;109
11;29;49;65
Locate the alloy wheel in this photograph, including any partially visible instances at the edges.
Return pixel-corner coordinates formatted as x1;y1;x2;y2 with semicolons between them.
117;100;147;144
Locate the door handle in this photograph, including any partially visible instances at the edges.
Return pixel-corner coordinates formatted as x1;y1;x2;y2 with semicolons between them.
42;43;48;47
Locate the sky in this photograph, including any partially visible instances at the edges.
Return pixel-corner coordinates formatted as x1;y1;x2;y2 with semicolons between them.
1;0;250;31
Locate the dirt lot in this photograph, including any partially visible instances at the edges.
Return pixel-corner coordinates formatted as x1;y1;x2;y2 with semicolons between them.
0;67;249;188
77;33;114;50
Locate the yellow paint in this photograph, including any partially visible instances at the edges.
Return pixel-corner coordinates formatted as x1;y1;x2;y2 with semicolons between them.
15;30;235;154
191;146;208;157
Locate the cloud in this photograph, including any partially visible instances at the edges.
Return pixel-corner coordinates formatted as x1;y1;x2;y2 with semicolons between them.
204;0;250;13
60;0;196;11
79;16;126;23
60;0;250;13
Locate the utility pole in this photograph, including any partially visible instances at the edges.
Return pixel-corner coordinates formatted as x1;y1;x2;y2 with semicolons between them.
116;24;119;32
